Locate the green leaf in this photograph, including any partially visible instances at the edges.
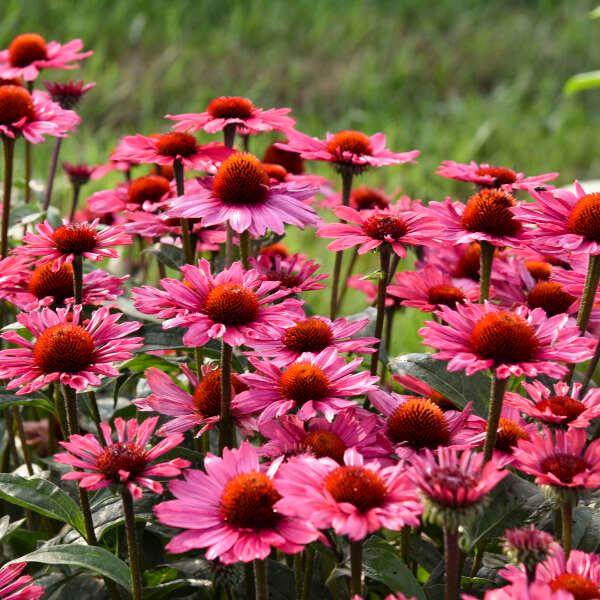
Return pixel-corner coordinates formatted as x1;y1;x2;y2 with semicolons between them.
9;202;42;227
11;544;131;592
144;243;184;271
121;353;181;373
139;323;186;352
564;70;600;95
0;474;85;534
573;506;600;553
0;515;25;541
389;353;490;416
590;6;600;18
0;390;54;412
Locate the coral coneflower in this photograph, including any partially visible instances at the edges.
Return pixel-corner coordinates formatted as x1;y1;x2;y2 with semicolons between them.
263;140;305;174
0;562;44;599
321;185;392;210
43;79;95;109
503;525;558;574
249;253;327;295
464;579;573;600
62;162;95;187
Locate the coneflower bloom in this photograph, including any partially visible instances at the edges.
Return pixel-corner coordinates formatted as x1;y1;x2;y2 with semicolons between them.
55;417;190;499
167;96;295;135
15;219;132;270
246;315;377;366
0;34;92;81
92;138;141;180
513;428;600;493
0;562;44;599
321;186;392;211
419;242;483;283
506;380;600;429
420;302;596;379
392;373;457;410
318;202;438;257
154;442;319;563
167;153;318;236
503;525;558;570
62;162;95;188
43;79;95;109
132;259;303;347
263;140;305;174
464;580;572;600
276;448;422;540
235;348;378;423
258;410;392;463
0;306;142;394
249;254;327;295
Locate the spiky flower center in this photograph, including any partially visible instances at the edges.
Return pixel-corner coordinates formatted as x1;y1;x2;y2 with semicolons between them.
550;573;600;600
96;442;147;482
156;132;198;158
127;175;170;205
279;364;331;404
470;312;539;364
567;193;600;242
460;189;521;236
265;269;301;289
192;369;247;417
324;465;387;512
212;153;269;205
263;163;288;182
540;453;588;484
425;466;479;507
494;417;529;453
525;260;552;281
351;187;390;211
326;130;373;157
8;33;47;67
526;281;576;316
387;398;451;449
259;243;289;259
535;395;586;423
219;471;281;529
0;85;35;125
301;431;347;463
263;143;304;174
282;318;334;353
453;242;481;280
52;223;98;255
475;166;517;187
28;262;74;304
203;283;260;326
33;323;95;374
362;214;408;241
427;284;466;309
207;96;254;119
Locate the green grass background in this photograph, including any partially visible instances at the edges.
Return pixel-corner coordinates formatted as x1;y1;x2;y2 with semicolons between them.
2;0;599;353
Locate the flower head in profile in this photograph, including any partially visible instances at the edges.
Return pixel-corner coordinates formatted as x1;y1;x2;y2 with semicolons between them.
321;185;392;211
263;140;305;174
155;442;319;563
503;525;558;573
420;302;595;379
43;79;95;109
0;306;142;394
276;448;422;540
250;253;327;295
0;34;92;81
0;562;44;599
55;416;190;499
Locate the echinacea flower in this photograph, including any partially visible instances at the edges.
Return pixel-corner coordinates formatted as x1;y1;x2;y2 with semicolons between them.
463;580;573;600
321;186;392;211
62;162;95;187
420;302;596;379
0;305;142;394
235;348;378;423
392;373;457;410
167;152;318;236
15;219;132;270
435;160;558;191
154;442;319;563
55;416;190;499
420;242;483;283
132;259;303;347
276;448;422;540
0;562;44;599
167;95;295;135
0;34;92;81
249;253;327;295
263;140;305;174
506;380;600;429
503;525;558;571
43;79;95;109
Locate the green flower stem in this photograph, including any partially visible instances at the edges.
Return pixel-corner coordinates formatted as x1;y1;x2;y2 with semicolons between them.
12;406;33;476
478;240;494;302
444;526;460;600
301;545;315;600
581;339;600;396
121;487;143;600
336;247;358;312
42;137;63;212
240;230;251;270
87;390;104;442
2;136;15;258
576;254;600;334
483;374;508;463
294;552;304;599
253;558;268;600
349;539;363;597
72;254;84;304
370;245;391;376
218;340;235;453
225;224;234;267
68;183;82;222
174;158;194;265
562;498;573;558
223;123;236;149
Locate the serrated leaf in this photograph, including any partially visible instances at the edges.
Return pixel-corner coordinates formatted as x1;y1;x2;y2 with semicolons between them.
564;70;600;95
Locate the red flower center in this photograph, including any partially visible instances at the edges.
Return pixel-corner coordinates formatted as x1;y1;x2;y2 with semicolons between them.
362;214;408;241
262;163;288;182
212;153;269;205
127;175;171;205
475;166;517;187
156;132;198;158
540;453;588;484
52;223;98;255
192;369;247;417
426;466;478;506
525;260;552;281
263;142;304;175
326;131;373;157
33;323;95;374
470;312;539;364
259;243;289;259
8;33;47;67
493;417;529;453
453;242;481;280
282;318;334;353
219;471;281;529
526;281;576;316
351;187;390;211
0;85;35;125
460;189;521;237
207;96;255;119
96;442;147;483
567;193;600;242
265;270;301;289
535;395;586;423
427;284;466;309
550;573;600;600
279;364;331;404
203;283;260;326
301;431;347;464
324;465;387;512
387;398;451;449
28;262;74;304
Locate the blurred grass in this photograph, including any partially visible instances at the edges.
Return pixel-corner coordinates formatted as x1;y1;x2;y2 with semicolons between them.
2;0;599;353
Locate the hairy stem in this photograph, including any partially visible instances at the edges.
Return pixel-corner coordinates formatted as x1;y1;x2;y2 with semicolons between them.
370;246;391;376
561;499;573;558
121;487;143;600
68;183;81;222
218;341;234;453
478;240;494;302
253;559;267;600
42;137;63;212
174;158;194;265
2;136;15;258
239;230;251;270
72;254;84;304
482;374;508;462
349;539;363;597
444;526;460;600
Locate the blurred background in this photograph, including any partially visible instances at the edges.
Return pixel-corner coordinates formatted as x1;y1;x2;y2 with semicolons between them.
2;0;599;349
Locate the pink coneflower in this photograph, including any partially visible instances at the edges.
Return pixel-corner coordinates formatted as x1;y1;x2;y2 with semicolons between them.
0;85;79;143
55;416;190;499
392;373;457;410
420;302;596;379
167;96;295;135
513;428;600;492
419;242;483;283
318;202;438;258
464;580;573;600
154;442;319;563
321;186;392;211
0;562;44;599
367;388;483;459
276;448;422;540
0;305;142;394
43;79;95;109
62;162;95;187
246;315;377;366
503;525;558;569
263;140;305;174
167;153;318;236
276;129;419;173
387;265;479;311
506;380;600;429
0;34;92;81
250;253;327;295
92;138;140;180
132;259;303;346
235;348;378;423
15;219;132;270
436;160;558;191
133;365;249;437
258;410;392;463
